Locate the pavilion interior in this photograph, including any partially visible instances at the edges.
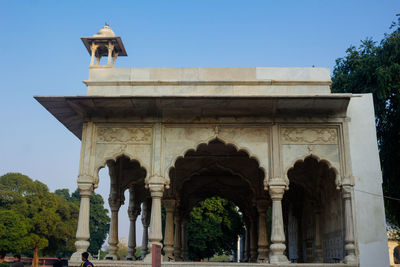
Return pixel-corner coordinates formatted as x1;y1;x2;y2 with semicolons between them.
100;141;346;264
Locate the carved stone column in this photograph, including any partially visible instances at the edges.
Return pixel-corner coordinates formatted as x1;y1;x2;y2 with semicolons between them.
127;187;140;260
162;199;176;261
174;211;182;261
269;184;289;264
181;217;188;261
257;200;269;262
148;183;165;250
343;185;357;264
71;183;93;261
249;216;258;262
89;43;98;66
106;194;122;260
314;207;323;262
244;225;250;262
107;42;114;66
141;199;151;259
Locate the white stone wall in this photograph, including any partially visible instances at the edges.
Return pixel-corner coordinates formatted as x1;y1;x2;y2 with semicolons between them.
347;93;389;267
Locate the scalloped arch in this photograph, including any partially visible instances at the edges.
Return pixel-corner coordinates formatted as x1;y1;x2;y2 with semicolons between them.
94;151;149;188
166;136;267;179
179;162;258;196
285;153;341;189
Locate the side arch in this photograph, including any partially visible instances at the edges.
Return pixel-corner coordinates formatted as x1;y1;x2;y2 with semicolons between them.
94;151;149;189
285;154;341;189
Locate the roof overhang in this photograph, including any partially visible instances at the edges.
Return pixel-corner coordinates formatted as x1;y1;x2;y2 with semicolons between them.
34;95;352;139
81;36;128;57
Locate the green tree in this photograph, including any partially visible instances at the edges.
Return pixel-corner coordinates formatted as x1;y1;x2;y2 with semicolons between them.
186;197;243;261
332;19;400;227
70;189;110;254
0;173;77;267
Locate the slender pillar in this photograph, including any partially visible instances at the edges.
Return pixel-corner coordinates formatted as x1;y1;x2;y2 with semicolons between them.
269;185;289;264
162;199;176;261
127;187;140;260
71;183;93;261
174;212;182;261
257;200;269;262
141;199;151;259
112;52;118;67
181;218;188;261
314;207;323;262
148;184;164;249
106;195;121;260
343;185;357;263
240;233;245;262
107;42;114;66
89;43;98;66
249;217;258;262
244;226;250;262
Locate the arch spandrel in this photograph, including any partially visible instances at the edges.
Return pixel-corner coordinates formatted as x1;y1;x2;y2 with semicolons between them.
162;125;270;179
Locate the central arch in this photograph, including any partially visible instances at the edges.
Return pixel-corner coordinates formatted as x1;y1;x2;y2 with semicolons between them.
163;138;270;262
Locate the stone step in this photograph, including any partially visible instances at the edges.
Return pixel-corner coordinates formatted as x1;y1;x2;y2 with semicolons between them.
69;260;357;267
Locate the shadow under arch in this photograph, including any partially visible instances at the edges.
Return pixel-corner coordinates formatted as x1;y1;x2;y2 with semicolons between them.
167;136;267;179
95;152;149;190
284;155;345;263
286;154;341;189
168;138;266;200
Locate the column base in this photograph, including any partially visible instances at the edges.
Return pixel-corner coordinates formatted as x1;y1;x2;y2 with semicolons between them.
104;254;119;260
344;254;358;264
70;251;92;262
257;247;269;263
270;243;289;264
269;254;289;264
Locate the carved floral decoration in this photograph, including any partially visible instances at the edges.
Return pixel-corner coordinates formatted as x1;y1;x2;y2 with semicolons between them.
97;127;152;144
281;127;337;145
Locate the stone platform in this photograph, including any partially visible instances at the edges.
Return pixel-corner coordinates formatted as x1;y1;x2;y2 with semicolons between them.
68;260;358;267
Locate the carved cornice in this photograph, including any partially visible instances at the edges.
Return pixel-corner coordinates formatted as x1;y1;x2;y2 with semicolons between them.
281;127;337;145
97;127;152;144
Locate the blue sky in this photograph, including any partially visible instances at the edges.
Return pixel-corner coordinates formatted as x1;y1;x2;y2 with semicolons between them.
0;0;398;243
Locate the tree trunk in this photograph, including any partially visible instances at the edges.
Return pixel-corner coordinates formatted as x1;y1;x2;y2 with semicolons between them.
32;247;39;267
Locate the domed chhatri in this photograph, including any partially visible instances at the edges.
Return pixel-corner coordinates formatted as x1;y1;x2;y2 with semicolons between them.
81;24;127;68
93;24;116;38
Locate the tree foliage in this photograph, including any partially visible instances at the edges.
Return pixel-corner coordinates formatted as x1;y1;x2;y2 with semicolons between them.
0;173;77;266
186;197;243;261
332;19;400;227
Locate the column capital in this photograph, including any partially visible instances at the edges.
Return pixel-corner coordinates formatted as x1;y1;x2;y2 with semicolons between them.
162;199;176;212
268;185;285;200
342;185;353;200
128;206;141;220
78;183;93;197
109;195;122;212
256;199;269;213
149;184;164;198
145;174;170;190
